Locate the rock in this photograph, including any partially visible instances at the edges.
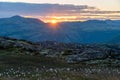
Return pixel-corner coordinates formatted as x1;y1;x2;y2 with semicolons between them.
66;55;89;63
80;49;107;59
0;36;120;63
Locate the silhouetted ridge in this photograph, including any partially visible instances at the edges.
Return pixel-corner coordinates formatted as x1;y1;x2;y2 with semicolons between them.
10;15;23;19
10;15;44;24
0;16;120;43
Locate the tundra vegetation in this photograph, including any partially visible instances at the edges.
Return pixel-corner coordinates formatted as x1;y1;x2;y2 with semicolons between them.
0;37;120;80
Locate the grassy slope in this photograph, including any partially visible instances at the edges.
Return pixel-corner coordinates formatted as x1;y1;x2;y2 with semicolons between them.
0;47;119;80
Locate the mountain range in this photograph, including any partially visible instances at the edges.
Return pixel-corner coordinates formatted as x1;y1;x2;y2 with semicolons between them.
0;15;120;43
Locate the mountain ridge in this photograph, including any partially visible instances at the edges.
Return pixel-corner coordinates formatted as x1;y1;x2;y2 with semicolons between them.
0;15;120;43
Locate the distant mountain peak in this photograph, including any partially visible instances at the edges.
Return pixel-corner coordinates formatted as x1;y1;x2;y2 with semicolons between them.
10;15;23;19
9;15;44;24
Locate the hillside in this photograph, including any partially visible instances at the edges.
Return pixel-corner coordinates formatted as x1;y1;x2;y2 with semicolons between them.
0;16;120;43
0;36;120;63
0;37;120;80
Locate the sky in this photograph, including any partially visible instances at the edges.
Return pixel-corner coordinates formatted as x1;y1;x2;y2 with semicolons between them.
0;0;120;22
0;0;120;11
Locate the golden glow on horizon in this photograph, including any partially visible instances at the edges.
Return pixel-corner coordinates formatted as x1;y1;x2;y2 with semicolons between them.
49;19;58;27
24;16;33;18
47;19;58;29
41;16;79;23
24;12;120;23
51;20;57;24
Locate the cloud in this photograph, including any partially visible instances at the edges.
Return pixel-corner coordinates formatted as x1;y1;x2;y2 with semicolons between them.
0;2;120;22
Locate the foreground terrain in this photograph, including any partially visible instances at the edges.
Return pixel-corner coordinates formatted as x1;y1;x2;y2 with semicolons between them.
0;37;120;80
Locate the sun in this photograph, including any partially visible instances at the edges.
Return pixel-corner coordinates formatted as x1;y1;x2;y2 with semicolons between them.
49;19;58;27
51;20;57;24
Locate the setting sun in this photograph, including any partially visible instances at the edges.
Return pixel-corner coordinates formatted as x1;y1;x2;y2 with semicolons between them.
51;20;57;24
49;19;58;28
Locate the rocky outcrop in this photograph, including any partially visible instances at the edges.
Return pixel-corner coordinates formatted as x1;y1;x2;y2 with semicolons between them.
65;45;120;63
0;36;120;63
0;37;39;53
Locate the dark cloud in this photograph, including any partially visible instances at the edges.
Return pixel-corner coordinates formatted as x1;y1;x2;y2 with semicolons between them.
0;2;96;15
